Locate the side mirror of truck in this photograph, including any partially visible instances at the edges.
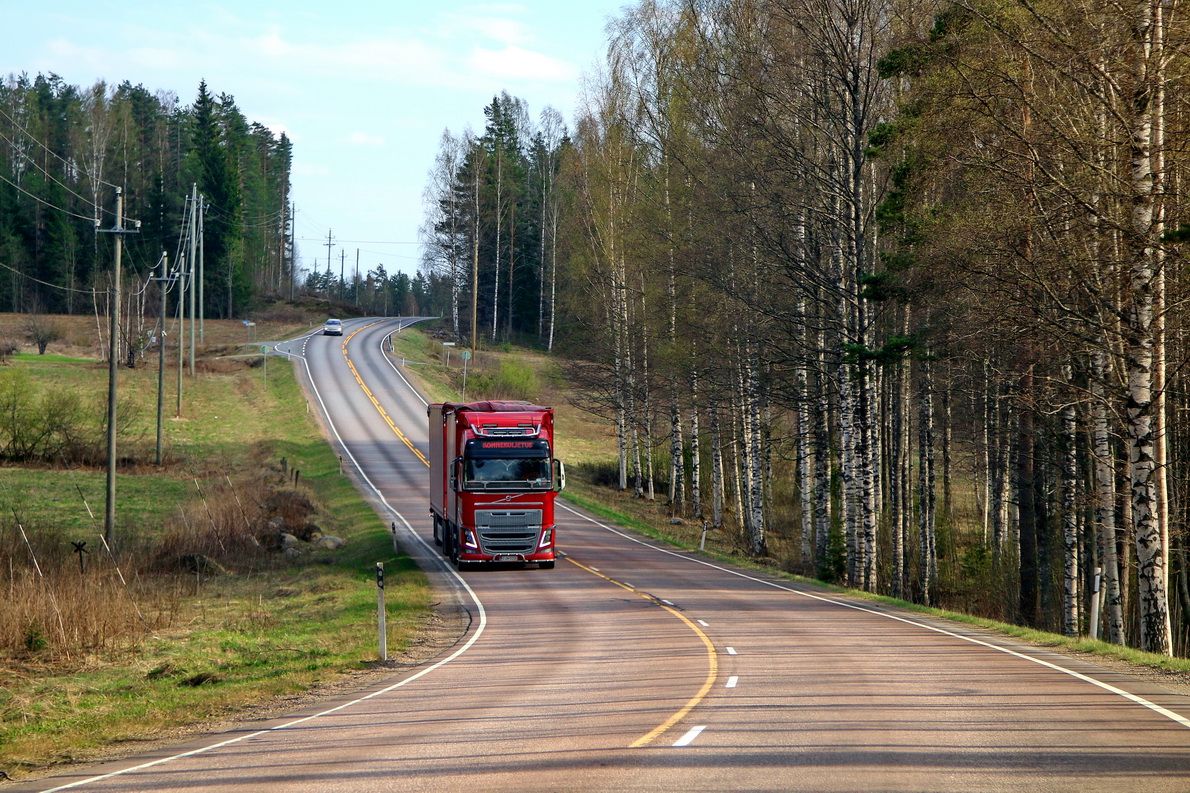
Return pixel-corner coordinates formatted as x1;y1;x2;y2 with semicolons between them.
450;457;462;491
553;459;566;492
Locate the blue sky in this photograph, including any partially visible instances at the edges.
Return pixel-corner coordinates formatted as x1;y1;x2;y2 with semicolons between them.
4;1;623;278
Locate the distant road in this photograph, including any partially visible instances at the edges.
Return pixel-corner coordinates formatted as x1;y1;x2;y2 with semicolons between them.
18;317;1190;792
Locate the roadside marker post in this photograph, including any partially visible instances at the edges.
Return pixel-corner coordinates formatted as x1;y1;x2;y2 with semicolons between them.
461;350;472;400
1089;566;1102;640
376;562;387;662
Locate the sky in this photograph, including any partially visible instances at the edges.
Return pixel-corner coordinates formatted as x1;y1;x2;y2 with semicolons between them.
4;1;624;279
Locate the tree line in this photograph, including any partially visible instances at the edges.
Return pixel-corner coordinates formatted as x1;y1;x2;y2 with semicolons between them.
0;74;293;319
420;91;569;349
423;0;1190;657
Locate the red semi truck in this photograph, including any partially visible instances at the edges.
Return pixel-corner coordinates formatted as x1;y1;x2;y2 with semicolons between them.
428;400;566;569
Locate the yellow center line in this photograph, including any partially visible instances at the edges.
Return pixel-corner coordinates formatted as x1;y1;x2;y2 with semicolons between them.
340;325;715;746
340;323;429;468
565;556;719;748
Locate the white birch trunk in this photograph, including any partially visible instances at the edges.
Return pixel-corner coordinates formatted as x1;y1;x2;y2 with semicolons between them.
711;401;724;528
1091;351;1125;644
640;285;655;501
858;362;878;591
918;353;937;607
691;372;703;519
890;344;909;599
981;359;992;544
797;345;814;565
837;358;857;586
1062;364;1080;638
814;367;832;572
735;355;752;537
670;400;684;510
1126;0;1172;655
491;151;503;343
747;345;766;557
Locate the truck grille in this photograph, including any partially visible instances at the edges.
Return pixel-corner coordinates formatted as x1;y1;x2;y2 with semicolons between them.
474;509;543;554
476;426;539;437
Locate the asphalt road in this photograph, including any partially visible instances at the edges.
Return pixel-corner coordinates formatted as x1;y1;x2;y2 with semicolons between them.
17;317;1190;793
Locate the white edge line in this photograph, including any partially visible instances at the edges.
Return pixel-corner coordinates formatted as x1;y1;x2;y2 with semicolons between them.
379;321;430;408
726;676;738;689
557;501;1190;732
725;647;737;655
672;725;706;747
40;318;484;793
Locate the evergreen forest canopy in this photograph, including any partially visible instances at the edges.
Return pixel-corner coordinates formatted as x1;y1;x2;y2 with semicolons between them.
0;74;293;317
0;73;437;319
421;0;1190;658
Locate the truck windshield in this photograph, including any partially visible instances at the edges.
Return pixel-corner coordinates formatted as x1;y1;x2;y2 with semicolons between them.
464;457;550;488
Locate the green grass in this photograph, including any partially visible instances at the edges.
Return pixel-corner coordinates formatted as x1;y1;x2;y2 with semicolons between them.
0;347;435;778
11;352;94;364
0;468;192;535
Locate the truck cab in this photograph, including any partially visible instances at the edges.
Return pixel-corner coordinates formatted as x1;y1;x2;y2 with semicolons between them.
429;401;565;569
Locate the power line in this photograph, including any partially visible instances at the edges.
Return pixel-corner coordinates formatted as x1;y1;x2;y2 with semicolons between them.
357;247;424;262
0;129;110;218
0;259;100;295
0;105;121;191
296;237;420;245
0;171;105;224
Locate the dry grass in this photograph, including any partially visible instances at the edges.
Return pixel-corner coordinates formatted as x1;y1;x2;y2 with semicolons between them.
0;308;436;779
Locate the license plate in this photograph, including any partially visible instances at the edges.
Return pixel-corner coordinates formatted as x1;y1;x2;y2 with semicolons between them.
495;554;520;562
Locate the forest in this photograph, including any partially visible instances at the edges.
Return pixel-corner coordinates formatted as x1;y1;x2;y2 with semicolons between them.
0;73;436;327
0;75;290;318
420;0;1190;658
2;0;1187;661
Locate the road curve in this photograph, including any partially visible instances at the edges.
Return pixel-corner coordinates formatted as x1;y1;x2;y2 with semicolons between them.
16;317;1190;793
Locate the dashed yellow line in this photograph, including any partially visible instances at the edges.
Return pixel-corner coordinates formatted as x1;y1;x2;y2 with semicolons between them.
341;324;714;746
565;557;719;748
341;323;430;468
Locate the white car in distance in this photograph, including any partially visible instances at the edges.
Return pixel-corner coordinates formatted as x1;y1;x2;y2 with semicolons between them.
323;318;343;336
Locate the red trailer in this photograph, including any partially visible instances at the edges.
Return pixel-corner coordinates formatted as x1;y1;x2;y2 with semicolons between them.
428;401;565;569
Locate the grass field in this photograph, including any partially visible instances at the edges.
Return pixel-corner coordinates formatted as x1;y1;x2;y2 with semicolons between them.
0;311;435;780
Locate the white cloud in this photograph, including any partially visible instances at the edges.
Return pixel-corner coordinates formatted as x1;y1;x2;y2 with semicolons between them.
441;5;533;46
125;47;185;70
468;45;578;82
346;131;385;146
42;37;111;75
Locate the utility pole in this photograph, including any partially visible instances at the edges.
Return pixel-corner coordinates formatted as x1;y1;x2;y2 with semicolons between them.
198;194;205;341
340;249;346;301
325;229;333;297
355;248;360;304
289;203;297;301
99;187;137;545
188;184;197;377
176;254;185;417
152;253;176;466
